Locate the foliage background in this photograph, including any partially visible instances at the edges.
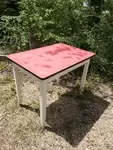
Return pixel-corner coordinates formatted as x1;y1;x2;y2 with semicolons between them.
0;0;113;78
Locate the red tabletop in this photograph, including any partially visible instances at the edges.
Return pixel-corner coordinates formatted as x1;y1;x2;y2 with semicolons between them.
8;43;95;79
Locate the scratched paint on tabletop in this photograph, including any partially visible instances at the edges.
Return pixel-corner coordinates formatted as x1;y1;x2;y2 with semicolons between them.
8;43;95;79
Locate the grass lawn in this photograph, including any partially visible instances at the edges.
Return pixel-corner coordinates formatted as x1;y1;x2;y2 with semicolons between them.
0;61;113;150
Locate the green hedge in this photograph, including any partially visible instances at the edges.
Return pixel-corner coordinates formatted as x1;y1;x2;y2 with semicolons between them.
0;0;113;78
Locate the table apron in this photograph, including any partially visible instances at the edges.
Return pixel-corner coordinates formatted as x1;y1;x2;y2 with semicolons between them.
45;59;90;83
12;59;90;84
12;63;42;84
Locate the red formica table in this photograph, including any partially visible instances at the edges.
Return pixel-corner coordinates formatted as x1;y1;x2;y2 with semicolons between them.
8;43;95;127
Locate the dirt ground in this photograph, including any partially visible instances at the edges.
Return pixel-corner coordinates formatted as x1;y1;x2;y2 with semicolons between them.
0;61;113;150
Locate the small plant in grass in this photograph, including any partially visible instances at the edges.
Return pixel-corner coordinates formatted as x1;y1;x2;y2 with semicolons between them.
0;61;9;71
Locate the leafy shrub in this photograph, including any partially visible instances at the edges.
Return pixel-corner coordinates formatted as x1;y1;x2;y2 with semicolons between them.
0;0;113;78
0;15;29;52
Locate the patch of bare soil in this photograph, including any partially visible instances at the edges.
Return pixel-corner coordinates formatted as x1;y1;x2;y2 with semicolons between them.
0;61;113;150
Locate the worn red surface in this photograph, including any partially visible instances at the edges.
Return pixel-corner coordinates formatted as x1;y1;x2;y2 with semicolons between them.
8;43;95;79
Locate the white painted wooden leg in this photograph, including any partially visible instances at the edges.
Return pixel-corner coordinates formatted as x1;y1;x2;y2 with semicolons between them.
80;59;90;92
40;82;47;127
13;63;22;105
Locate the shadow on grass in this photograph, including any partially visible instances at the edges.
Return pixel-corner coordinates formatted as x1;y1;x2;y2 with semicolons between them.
46;88;109;147
20;88;109;147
